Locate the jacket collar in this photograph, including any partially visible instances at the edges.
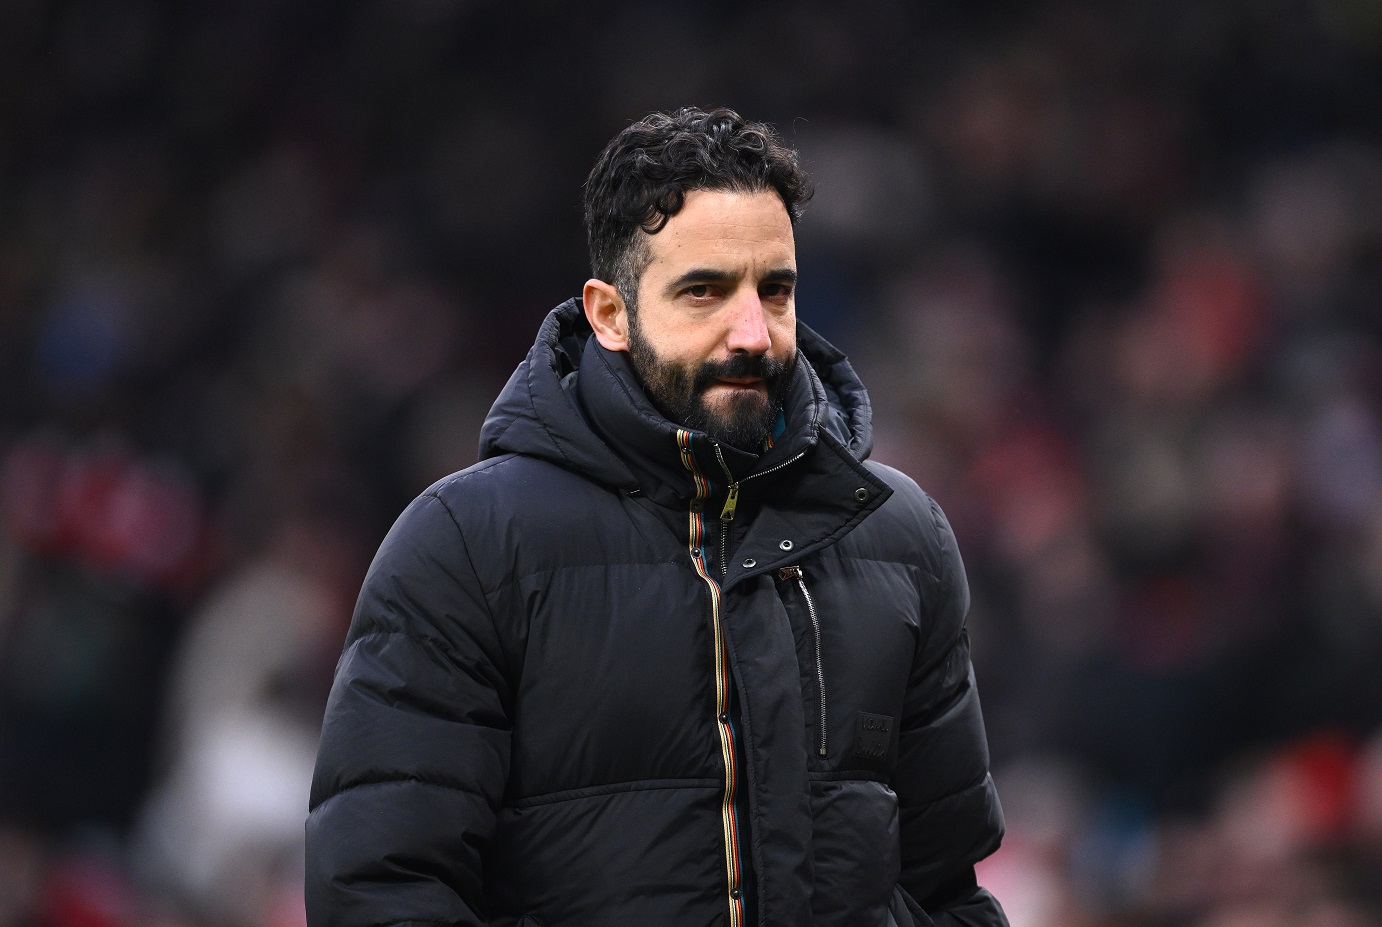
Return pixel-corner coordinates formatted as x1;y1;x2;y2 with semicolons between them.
574;334;822;509
478;298;893;584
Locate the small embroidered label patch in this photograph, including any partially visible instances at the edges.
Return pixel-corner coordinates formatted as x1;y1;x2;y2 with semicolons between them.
853;712;894;762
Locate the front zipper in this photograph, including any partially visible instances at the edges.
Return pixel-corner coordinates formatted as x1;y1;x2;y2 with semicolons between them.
676;429;745;927
711;441;806;577
675;431;812;924
779;564;828;757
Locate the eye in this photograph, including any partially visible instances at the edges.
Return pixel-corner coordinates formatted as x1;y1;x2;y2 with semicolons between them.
762;282;794;301
686;284;712;299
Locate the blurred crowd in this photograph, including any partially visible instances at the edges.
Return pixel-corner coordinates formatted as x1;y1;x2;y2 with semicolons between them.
2;0;1381;924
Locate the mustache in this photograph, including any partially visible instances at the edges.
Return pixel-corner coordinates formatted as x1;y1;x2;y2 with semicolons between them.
691;353;791;393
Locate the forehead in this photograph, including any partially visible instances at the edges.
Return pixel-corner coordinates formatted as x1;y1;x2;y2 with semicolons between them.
643;188;796;273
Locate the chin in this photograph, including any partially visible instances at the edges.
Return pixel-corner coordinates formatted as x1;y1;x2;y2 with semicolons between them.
707;390;767;419
694;394;772;443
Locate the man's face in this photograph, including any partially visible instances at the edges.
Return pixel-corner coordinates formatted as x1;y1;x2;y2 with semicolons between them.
625;188;798;451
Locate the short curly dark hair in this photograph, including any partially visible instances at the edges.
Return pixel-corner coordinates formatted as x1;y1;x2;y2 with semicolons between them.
583;107;812;312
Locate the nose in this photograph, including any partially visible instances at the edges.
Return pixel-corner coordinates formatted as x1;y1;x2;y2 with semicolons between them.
725;290;772;355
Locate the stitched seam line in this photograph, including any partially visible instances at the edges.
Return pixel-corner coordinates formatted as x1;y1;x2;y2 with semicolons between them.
427;492;509;680
808;770;889;783
313;776;492;812
901;771;991;809
507;777;721;808
351;627;464;664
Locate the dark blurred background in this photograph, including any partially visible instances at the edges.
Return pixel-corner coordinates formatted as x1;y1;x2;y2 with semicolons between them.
3;0;1382;924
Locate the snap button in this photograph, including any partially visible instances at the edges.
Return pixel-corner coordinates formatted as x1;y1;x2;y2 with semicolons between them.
779;539;794;551
855;487;869;502
719;713;729;724
742;558;756;568
730;888;741;900
690;547;701;559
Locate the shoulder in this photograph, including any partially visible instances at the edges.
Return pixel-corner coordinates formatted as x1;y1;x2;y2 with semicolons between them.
377;452;654;595
364;454;606;585
410;452;617;538
426;452;600;510
850;461;962;584
370;455;557;555
350;454;614;644
862;462;935;520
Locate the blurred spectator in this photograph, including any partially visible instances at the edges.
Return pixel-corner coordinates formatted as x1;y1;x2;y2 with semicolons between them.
132;514;355;926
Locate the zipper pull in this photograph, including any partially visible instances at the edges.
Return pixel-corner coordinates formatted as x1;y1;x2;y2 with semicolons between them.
720;482;740;522
778;565;801;581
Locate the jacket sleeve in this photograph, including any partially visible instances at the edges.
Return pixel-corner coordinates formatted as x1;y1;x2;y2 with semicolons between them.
893;495;1008;927
305;491;512;927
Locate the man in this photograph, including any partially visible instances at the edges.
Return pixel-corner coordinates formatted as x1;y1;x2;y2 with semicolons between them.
306;107;1007;927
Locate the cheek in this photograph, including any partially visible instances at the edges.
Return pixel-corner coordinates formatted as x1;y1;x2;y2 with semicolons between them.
637;303;712;358
770;314;797;356
663;328;728;366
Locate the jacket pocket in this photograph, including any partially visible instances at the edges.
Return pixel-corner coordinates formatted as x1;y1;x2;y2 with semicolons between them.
778;564;828;759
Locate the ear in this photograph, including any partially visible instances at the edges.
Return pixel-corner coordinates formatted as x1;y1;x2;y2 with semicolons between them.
583;278;630;352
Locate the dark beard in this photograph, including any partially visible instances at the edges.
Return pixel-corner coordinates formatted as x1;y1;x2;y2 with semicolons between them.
628;322;796;452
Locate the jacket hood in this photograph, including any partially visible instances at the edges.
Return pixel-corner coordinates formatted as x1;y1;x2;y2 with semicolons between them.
478;297;878;501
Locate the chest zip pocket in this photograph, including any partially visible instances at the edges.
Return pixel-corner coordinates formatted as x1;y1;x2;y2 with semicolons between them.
778;565;827;757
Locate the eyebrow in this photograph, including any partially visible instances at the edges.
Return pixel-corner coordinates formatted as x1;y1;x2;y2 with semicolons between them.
665;266;798;293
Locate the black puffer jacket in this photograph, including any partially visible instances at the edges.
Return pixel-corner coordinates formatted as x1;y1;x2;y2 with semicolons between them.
306;299;1007;927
